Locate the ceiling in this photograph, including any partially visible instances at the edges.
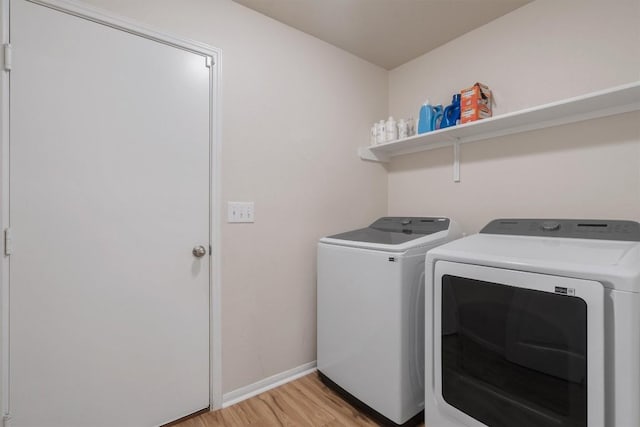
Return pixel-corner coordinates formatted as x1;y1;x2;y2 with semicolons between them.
233;0;533;70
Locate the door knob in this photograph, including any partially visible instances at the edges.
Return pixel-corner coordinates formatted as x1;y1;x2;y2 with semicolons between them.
192;245;207;258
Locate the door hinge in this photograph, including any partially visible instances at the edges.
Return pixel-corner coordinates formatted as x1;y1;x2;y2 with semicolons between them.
2;413;12;427
4;228;12;256
3;44;11;71
205;56;213;68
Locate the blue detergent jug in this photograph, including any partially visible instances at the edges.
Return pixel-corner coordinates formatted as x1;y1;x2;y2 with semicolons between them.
417;100;443;134
441;94;461;129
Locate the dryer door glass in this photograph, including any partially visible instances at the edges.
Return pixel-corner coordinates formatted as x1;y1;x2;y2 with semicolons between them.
441;275;587;427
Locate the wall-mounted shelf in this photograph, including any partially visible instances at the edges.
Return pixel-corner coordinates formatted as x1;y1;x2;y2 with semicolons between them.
359;82;640;168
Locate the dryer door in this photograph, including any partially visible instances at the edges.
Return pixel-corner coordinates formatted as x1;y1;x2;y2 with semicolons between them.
431;262;604;427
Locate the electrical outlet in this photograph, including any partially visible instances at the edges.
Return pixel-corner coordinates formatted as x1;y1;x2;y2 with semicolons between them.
227;202;254;223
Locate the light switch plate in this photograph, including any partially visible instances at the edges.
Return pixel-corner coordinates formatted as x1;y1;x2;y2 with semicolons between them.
227;201;254;223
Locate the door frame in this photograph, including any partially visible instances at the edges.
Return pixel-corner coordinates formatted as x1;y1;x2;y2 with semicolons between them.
0;0;224;419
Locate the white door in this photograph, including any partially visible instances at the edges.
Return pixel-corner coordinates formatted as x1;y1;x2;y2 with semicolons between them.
8;1;211;426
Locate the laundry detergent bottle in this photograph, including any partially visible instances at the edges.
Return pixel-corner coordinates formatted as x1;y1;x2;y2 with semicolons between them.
441;94;461;129
418;100;443;134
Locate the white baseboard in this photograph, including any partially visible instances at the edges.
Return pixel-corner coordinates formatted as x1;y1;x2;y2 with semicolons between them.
222;361;317;408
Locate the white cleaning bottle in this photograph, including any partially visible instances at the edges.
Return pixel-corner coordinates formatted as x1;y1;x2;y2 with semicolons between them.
385;116;398;141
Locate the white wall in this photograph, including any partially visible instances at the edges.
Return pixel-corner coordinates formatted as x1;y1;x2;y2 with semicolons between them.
42;0;640;403
388;0;640;233
76;0;388;394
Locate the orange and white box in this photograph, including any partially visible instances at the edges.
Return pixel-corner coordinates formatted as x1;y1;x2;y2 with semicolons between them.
460;82;492;124
461;104;492;122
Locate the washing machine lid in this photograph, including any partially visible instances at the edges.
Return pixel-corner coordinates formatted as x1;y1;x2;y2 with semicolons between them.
320;217;452;251
428;218;640;292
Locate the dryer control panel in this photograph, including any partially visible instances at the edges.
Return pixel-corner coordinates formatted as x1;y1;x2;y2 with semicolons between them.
481;219;640;241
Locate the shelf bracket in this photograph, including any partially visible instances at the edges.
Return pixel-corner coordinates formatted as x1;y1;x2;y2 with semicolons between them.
453;142;460;182
358;146;390;163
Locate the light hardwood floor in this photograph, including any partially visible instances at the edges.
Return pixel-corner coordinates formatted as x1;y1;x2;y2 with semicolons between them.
172;372;426;426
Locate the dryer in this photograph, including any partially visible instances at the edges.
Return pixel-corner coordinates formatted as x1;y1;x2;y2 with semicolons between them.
317;217;462;425
424;218;640;427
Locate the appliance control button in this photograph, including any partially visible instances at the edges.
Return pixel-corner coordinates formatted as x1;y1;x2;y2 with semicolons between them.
541;221;560;231
401;219;411;225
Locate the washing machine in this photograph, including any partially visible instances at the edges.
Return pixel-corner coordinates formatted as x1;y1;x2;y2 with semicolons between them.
424;218;640;427
317;216;462;425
